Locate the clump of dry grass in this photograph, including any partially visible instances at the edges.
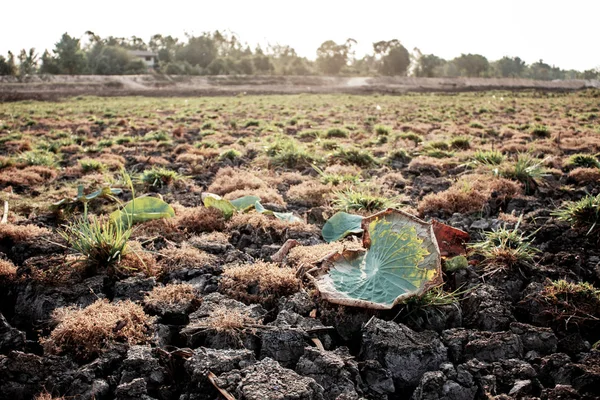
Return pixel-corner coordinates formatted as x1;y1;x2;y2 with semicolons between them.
118;242;160;276
34;392;64;400
0;258;17;277
159;243;217;273
202;306;256;332
145;283;198;312
0;223;50;242
175;207;226;234
208;167;267;195
220;261;300;307
287;181;331;207
418;174;521;216
0;166;58;187
568;167;600;185
287;242;353;268
42;299;155;361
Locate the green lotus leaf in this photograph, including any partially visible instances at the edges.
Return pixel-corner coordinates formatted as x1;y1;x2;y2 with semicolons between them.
316;209;442;309
84;187;122;201
111;196;175;227
203;193;236;219
255;201;302;223
230;195;261;211
322;212;364;243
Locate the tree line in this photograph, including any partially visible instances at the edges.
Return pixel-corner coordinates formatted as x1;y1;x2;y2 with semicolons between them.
0;31;598;80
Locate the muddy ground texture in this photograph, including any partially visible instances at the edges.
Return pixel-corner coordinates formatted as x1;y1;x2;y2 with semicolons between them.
1;92;600;400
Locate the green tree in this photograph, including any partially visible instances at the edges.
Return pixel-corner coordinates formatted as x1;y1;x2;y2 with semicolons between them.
0;52;17;76
316;39;355;75
87;45;145;75
40;50;60;74
492;56;525;78
175;33;217;69
149;34;179;64
373;40;410;76
527;60;563;80
415;53;446;77
54;33;86;74
18;48;38;76
453;53;489;77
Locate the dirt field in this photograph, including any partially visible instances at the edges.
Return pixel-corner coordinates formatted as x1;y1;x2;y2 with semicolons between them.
0;91;599;399
1;74;598;101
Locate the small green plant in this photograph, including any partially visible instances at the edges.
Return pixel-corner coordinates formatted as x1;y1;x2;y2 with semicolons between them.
244;119;260;128
140;167;182;187
17;150;59;167
387;149;412;165
142;130;171;142
469;121;484;129
312;165;359;186
326;128;349;138
472;149;505;165
332;187;400;213
374;125;391;136
553;194;600;235
398;132;423;145
426;141;450;150
530;124;550;138
218;149;242;162
470;219;538;271
331;147;378;168
267;138;316;169
565;154;600;169
321;140;339;150
501;153;546;194
59;215;131;273
450;136;471;150
79;159;106;173
298;130;321;141
423;149;454;158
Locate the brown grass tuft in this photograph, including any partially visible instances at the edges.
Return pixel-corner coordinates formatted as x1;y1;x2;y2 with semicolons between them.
220;261;300;307
118;242;160;276
42;299;155;361
418;174;521;216
202;306;256;332
34;392;64;400
287;242;358;268
287;181;331;207
159;243;217;273
144;283;197;311
568;167;600;185
175;207;226;234
208;167;272;196
0;223;50;242
0;258;17;277
0;166;58;187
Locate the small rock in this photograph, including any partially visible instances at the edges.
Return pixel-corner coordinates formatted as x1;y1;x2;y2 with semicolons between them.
442;329;523;363
216;357;325;400
508;379;532;397
360;319;448;390
470;219;490;230
113;276;156;302
0;313;25;353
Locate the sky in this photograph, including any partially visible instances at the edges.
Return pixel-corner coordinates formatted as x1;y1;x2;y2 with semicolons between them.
1;0;598;71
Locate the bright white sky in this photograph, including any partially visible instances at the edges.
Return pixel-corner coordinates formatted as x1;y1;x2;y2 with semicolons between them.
1;0;598;71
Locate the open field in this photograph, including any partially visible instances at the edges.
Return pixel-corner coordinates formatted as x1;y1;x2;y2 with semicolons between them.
1;91;600;399
1;75;599;101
